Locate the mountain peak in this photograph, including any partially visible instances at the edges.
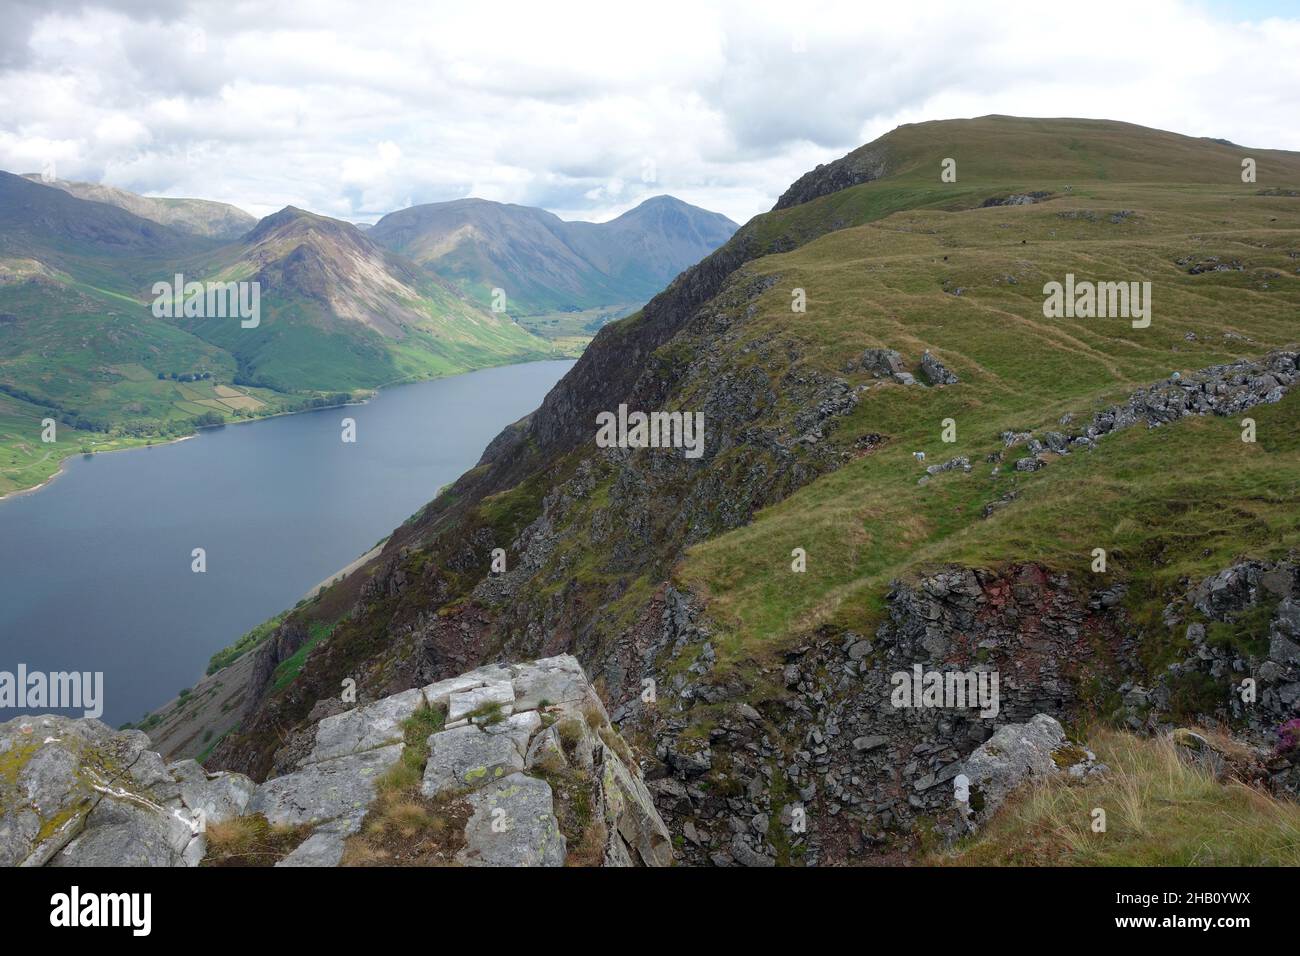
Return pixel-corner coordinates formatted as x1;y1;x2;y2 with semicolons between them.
368;193;738;319
244;205;360;244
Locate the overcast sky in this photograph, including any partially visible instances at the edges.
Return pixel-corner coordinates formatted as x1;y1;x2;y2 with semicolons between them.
0;0;1297;226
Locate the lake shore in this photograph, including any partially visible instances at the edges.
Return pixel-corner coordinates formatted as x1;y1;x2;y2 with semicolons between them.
0;344;581;503
0;433;198;503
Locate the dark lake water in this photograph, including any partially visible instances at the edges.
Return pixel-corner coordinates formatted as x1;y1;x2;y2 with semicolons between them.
0;359;574;727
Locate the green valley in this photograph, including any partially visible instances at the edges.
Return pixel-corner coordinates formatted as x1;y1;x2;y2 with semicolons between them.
0;174;557;497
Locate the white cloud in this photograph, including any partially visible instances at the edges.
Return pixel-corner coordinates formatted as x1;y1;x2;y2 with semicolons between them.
0;0;1296;225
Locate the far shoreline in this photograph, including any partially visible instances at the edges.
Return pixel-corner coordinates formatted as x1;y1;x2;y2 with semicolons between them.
0;352;574;504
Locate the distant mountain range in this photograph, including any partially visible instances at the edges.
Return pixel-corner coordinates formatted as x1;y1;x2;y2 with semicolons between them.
20;174;257;240
370;195;738;323
0;171;736;496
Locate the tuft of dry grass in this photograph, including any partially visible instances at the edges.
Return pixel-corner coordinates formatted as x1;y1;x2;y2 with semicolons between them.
340;791;470;866
934;728;1300;866
202;814;313;866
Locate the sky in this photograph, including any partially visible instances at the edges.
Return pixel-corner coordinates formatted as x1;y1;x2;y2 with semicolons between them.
0;0;1297;226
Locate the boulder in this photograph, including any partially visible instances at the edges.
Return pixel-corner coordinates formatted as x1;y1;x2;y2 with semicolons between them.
0;714;239;867
168;761;255;826
958;714;1104;830
920;350;959;385
859;348;905;377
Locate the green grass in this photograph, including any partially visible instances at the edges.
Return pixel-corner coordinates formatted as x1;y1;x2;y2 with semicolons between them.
270;620;337;692
207;612;287;675
674;174;1300;682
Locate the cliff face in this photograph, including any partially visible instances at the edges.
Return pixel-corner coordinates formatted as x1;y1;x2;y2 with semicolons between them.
1;656;670;867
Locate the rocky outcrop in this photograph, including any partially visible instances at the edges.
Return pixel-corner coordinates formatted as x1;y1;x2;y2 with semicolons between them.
2;656;671;868
773;143;889;210
997;350;1297;473
262;654;670;867
981;192;1049;207
0;714;252;867
1129;560;1300;795
957;714;1104;832
637;551;1300;864
639;564;1131;866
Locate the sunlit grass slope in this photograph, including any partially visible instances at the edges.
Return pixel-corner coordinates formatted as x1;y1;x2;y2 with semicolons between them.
673;118;1300;682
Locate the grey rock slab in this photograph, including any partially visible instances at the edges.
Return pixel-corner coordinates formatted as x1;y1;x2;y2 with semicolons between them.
248;744;403;827
51;799;194;867
422;725;523;796
601;750;673;867
0;808;42;868
483;710;542;759
511;654;589;710
177;770;256;826
127;748;175;794
420;674;490;710
305;688;425;764
447;681;515;722
455;775;566;867
276;813;365;867
17;741;82;819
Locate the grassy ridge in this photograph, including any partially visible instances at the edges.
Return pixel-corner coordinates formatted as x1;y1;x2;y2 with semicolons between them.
676;170;1300;682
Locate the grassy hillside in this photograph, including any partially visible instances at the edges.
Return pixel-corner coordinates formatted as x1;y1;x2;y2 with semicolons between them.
178;206;555;392
678;176;1300;679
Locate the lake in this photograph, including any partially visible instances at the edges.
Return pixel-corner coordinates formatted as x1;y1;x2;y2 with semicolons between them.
0;359;575;727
